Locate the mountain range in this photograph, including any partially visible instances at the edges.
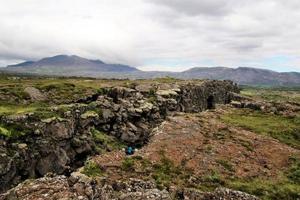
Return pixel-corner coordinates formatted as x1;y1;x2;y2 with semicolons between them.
2;55;300;86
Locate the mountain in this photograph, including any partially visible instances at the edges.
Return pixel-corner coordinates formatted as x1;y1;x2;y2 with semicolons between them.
2;55;300;86
5;55;139;76
178;67;300;86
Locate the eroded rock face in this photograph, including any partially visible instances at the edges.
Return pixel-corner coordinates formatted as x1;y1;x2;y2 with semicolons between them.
0;80;239;192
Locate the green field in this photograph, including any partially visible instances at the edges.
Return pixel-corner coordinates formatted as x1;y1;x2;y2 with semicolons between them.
240;85;300;103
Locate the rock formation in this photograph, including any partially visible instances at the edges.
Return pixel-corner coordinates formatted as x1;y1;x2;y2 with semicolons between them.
0;80;238;192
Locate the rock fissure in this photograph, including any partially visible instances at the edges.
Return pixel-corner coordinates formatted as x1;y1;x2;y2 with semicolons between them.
0;80;239;192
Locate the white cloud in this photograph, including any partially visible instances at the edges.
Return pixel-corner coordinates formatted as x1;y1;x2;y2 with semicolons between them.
0;0;299;71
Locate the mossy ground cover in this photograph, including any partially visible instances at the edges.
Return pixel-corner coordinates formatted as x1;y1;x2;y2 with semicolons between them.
0;103;64;120
221;109;300;149
0;104;41;115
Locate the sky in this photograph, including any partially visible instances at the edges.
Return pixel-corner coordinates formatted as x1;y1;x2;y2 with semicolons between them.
0;0;300;72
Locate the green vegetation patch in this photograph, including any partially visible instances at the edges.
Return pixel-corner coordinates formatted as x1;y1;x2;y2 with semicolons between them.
154;76;179;83
0;123;30;138
30;106;62;120
0;85;30;104
121;157;136;171
221;109;300;149
0;126;11;137
82;160;103;177
152;156;182;188
287;156;300;184
0;102;62;120
0;104;42;116
227;178;300;200
240;86;300;103
37;82;96;103
91;128;125;152
81;111;99;119
199;155;300;199
151;150;192;189
198;170;225;192
118;151;193;189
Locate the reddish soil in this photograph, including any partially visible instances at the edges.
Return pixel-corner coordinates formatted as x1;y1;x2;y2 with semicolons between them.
93;106;299;181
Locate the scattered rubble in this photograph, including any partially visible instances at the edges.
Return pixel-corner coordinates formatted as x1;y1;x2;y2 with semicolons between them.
0;174;259;200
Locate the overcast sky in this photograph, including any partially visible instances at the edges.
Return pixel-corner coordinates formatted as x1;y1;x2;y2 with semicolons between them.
1;0;300;72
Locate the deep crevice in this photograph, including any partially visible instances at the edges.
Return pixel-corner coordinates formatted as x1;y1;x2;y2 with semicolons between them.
207;95;215;109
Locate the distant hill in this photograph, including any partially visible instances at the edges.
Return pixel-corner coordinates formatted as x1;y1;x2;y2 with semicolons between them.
2;55;300;86
5;55;139;76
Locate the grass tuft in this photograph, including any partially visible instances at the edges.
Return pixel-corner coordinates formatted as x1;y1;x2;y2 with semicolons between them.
121;157;135;171
216;159;234;172
82;160;103;177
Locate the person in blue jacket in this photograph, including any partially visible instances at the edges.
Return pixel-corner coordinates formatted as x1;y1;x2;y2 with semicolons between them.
125;146;135;155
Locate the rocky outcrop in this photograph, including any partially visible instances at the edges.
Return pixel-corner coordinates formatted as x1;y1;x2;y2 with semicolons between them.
0;80;238;192
230;92;300;116
0;174;259;200
23;87;46;101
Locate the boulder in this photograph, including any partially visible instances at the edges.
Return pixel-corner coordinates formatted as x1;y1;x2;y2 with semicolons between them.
24;87;46;101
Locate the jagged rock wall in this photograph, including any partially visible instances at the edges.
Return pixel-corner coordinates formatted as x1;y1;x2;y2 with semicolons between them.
178;80;237;112
0;80;239;192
